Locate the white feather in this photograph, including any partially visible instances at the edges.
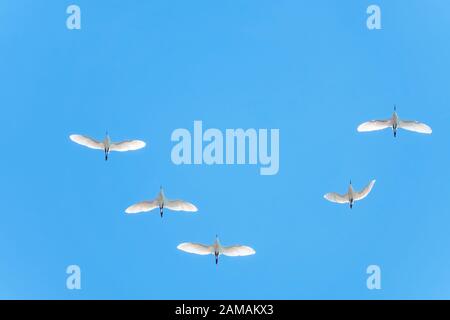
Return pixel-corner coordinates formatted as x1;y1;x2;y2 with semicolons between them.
324;192;350;204
70;134;104;150
125;200;158;214
177;243;213;255
357;120;392;132
354;180;376;201
221;245;256;257
110;140;146;152
165;200;198;212
398;120;432;134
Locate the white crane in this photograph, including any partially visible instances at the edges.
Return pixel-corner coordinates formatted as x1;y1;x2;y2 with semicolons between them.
177;236;256;265
324;180;376;209
125;186;198;218
69;132;146;160
357;106;432;137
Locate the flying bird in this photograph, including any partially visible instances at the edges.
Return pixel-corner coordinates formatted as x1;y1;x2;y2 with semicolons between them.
177;236;256;265
357;106;432;137
125;186;198;218
324;179;376;209
69;133;146;160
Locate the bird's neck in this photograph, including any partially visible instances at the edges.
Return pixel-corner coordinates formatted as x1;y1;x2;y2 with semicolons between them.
393;112;399;122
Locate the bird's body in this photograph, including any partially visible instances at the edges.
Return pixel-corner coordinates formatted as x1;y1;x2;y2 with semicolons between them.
392;111;399;137
357;106;432;137
347;183;354;208
69;133;146;160
125;187;198;218
177;236;256;265
324;180;376;209
103;135;111;160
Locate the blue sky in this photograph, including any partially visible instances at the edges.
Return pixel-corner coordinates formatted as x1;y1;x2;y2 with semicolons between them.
0;0;450;299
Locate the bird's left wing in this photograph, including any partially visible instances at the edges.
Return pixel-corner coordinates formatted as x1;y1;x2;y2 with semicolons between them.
177;243;213;255
70;134;104;150
354;180;376;201
357;120;392;132
221;245;256;257
165;200;198;212
125;200;159;214
109;140;146;152
324;192;349;204
398;120;432;134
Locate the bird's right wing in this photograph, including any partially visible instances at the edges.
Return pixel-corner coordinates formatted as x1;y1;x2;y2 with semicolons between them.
357;120;392;132
177;243;214;255
165;200;198;212
398;120;432;134
354;180;376;201
125;200;159;214
109;140;146;152
324;192;350;204
69;134;104;150
221;246;256;257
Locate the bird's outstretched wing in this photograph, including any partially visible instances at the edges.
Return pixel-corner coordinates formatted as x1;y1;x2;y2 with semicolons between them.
357;120;392;132
109;140;146;152
70;134;104;150
221;246;256;257
125;200;159;214
177;243;213;255
324;192;350;204
354;180;376;201
165;200;198;212
398;120;432;134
